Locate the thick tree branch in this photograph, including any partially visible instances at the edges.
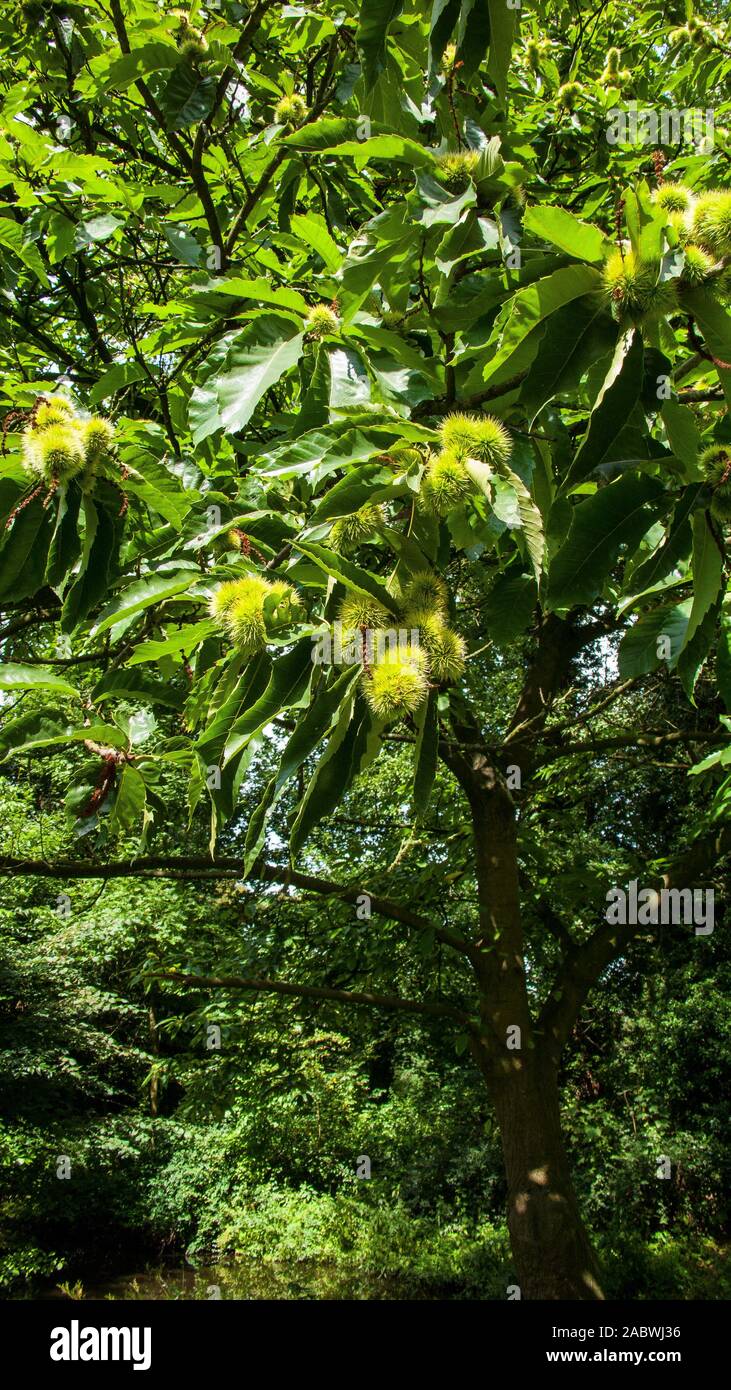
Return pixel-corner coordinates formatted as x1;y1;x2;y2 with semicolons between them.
224;41;341;259
2;304;95;379
536;729;731;764
56;264;113;365
225;149;288;256
0;855;473;958
546;676;641;738
189;0;267;264
538;822;731;1063
0;611;57;644
155;971;471;1024
677;387;725;403
109;0;195;176
412;371;529;420
503;613;586;776
527;885;576;954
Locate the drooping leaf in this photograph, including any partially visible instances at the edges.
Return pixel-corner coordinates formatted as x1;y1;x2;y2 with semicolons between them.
661;400;701;470
429;0;461;71
565;330;644;489
0;664;78;697
678;598;720;702
455;0;491;80
194;654;271;768
679;288;731;408
357;0;404;90
413;688;438;816
223;639;315;765
496;464;546;583
244;667;360;865
486;0;516;105
296;345;333;435
718;611;731;713
109;764;147;833
684;512;723;651
294;540;400;612
548;475;664;610
289;691;376;857
0;499;54;604
45;484;82;589
61;499;123;632
189;320;305;443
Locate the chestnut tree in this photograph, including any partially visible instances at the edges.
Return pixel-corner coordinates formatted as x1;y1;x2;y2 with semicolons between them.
1;0;730;1298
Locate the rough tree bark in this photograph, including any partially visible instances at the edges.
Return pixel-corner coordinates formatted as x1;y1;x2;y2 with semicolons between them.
438;612;608;1300
463;771;605;1300
472;1036;604;1299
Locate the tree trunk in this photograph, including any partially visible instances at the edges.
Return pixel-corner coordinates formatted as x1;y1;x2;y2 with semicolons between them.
473;1041;605;1299
465;778;604;1299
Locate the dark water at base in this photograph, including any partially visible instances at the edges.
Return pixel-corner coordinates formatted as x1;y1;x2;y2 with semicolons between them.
42;1260;447;1301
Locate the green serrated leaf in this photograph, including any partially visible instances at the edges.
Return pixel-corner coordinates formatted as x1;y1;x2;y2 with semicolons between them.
0;663;78;697
523;205;610;265
565;329;644;489
92;570;196;636
190;320;304;443
357;0;404;90
223;639;314;765
548;474;664;610
413;688;438;817
684;512;723;650
295;540;400;612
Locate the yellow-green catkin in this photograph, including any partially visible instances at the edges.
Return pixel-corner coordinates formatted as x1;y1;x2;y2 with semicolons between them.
21;398;114;488
602;249;677;323
274;94;308;127
305;303;340;338
434;150;479;193
361;645;429;719
691;191;731;258
329;504;384;552
700;445;731;522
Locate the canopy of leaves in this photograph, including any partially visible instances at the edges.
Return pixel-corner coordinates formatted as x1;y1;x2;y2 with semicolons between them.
0;0;730;851
0;0;730;1302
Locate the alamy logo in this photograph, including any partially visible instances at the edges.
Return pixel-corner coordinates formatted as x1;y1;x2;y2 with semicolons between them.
605;880;714;935
606;107;714;150
50;1320;151;1371
311;623;420;666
